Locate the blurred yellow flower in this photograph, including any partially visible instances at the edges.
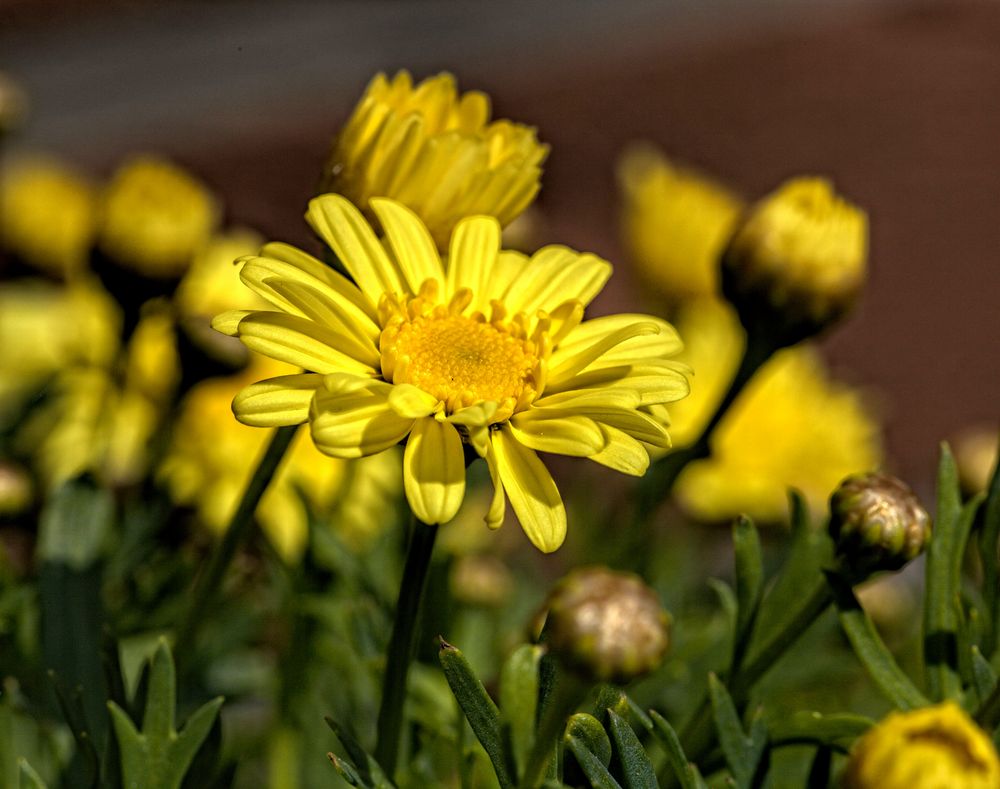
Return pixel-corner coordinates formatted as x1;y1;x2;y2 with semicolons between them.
843;702;1000;789
0;277;120;418
125;301;181;405
19;367;160;490
672;301;881;522
618;145;743;301
0;156;98;278
321;71;548;249
953;425;999;496
159;360;402;560
215;194;688;552
98;155;219;277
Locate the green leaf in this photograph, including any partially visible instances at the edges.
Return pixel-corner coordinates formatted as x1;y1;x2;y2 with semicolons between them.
732;516;764;671
924;444;982;701
439;640;515;789
323;718;394;789
707;674;766;789
647;711;708;789
107;640;223;789
768;711;873;751
607;709;656;789
979;437;1000;657
563;714;621;789
972;646;998;706
500;644;543;780
47;672;99;787
18;760;48;789
827;571;928;709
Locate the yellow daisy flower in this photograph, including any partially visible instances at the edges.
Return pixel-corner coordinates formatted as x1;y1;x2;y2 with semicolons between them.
215;194;688;552
321;71;548;249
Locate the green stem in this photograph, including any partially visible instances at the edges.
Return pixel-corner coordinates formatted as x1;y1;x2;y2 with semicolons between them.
629;327;776;553
374;516;439;777
175;424;298;657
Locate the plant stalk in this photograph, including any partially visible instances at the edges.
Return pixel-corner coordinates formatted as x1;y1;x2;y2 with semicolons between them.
374;516;440;777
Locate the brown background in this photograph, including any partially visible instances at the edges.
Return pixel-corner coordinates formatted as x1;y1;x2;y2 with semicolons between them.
3;0;998;497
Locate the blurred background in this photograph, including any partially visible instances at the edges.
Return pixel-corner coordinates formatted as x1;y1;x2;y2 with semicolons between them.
2;0;998;498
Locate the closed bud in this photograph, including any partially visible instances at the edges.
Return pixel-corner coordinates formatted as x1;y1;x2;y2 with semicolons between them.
842;702;1000;789
722;177;867;346
0;461;33;516
541;566;670;684
829;471;930;573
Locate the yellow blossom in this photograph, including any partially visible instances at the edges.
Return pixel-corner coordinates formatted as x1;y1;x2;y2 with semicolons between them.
618;145;743;301
672;301;881;522
174;228;267;319
159;360;402;559
953;426;999;496
321;71;548;249
215;194;688;552
98;155;219;277
0;277;120;418
0;156;98;278
722;177;867;339
125;301;181;405
842;702;1000;789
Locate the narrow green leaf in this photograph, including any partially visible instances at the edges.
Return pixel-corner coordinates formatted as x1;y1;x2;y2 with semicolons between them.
323;718;393;789
972;646;998;706
439;640;515;789
708;674;754;788
327;752;364;786
827;570;928;709
17;760;48;789
707;579;737;629
107;642;225;789
924;445;980;700
500;644;543;779
733;516;764;649
564;714;620;789
48;671;99;787
768;711;873;750
647;711;706;789
980;434;1000;656
606;709;656;789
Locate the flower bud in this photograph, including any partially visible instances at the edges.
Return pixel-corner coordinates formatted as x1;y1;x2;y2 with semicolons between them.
541;566;670;684
721;177;867;346
98;156;219;277
842;702;1000;789
0;461;33;516
829;471;930;573
953;426;999;497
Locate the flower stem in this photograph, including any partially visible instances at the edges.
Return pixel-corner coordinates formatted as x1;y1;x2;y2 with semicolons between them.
175;424;298;658
374;515;439;777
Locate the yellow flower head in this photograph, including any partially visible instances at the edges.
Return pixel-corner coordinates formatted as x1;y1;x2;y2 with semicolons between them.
215;194;689;552
843;702;1000;789
321;71;548;249
174;228;267;320
98;155;219;277
673;301;881;522
0;156;98;278
722;177;867;341
618;145;743;301
159;359;402;560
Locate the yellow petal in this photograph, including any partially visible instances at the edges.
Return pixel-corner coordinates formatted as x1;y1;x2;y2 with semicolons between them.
547;319;660;383
502;246;611;315
403;417;466;525
212;309;251;336
387;383;440;418
445;215;500;309
447;401;498;427
589;425;651;476
558;314;683;366
310;374;413;457
370;198;444;294
306;194;405;301
236;312;378;375
482;444;506;530
487;250;528;299
242;250;379;328
232;373;323;427
544;361;691;406
492;428;566;553
509;412;605;457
